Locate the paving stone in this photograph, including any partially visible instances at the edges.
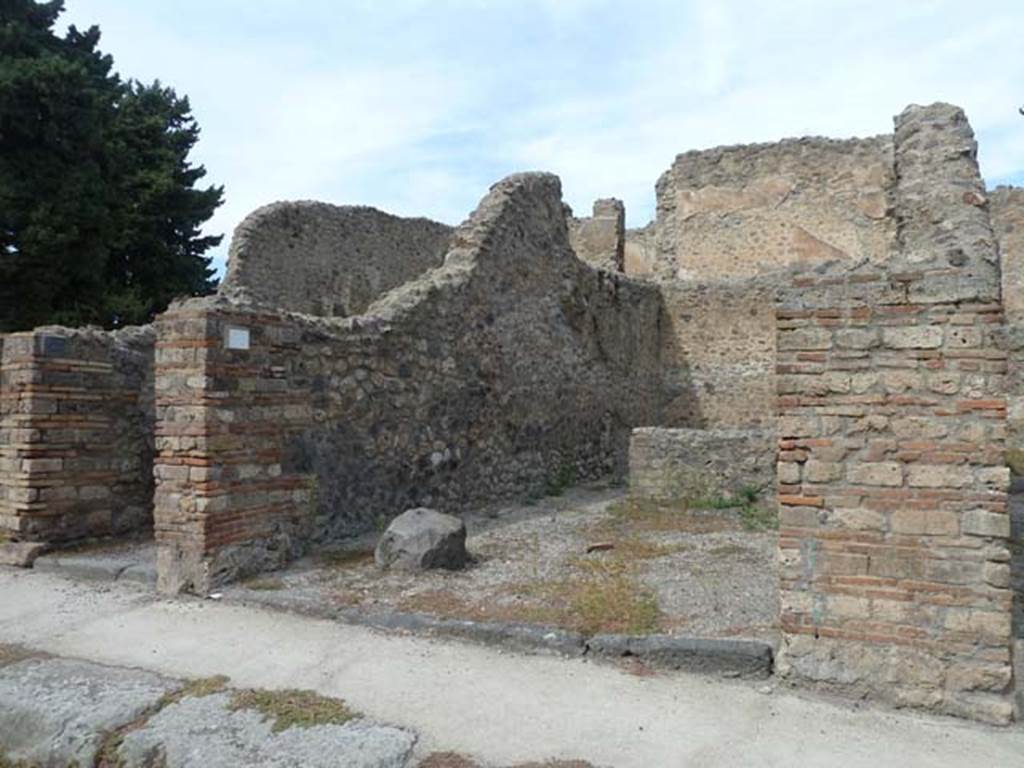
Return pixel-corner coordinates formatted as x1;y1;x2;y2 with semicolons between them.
0;658;179;766
116;692;416;768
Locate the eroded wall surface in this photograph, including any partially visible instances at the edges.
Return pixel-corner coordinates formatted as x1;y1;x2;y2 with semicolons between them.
567;198;625;273
655;135;895;281
775;104;1014;724
154;174;665;593
629;427;774;501
991;187;1024;458
658;273;786;429
624;224;656;277
221;202;452;317
0;327;154;542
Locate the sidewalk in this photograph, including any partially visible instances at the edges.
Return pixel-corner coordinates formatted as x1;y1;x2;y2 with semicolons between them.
1;568;1022;767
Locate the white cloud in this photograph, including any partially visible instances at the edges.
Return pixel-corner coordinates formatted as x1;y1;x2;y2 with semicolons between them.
60;0;1024;274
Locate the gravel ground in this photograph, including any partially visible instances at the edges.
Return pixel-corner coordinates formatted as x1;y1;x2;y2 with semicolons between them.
234;484;780;644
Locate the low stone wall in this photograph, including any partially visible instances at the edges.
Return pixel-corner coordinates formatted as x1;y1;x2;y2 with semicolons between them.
567;199;625;273
0;326;154;543
775;104;1014;724
154;173;666;594
221;202;452;317
628;427;774;501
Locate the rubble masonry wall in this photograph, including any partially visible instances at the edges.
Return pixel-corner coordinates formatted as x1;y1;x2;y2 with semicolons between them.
220;202;453;318
153;174;665;594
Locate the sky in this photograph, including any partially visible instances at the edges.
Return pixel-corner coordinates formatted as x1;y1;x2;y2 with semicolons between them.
61;0;1024;277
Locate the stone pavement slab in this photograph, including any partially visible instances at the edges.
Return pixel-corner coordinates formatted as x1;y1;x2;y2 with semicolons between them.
0;657;178;766
117;692;416;768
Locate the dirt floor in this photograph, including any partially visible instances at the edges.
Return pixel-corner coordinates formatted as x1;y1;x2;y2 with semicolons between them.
234;484;781;644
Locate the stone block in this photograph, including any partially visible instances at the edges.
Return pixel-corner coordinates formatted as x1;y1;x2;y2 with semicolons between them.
882;326;943;349
847;462;902;487
961;509;1010;538
907;464;972;489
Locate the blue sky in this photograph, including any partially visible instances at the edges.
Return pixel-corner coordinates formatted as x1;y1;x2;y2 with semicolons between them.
62;1;1024;276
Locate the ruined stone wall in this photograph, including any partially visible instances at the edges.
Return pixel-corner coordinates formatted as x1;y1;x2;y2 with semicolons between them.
658;273;786;429
624;224;656;277
776;104;1014;724
991;187;1024;458
567;199;625;272
0;326;154;543
154;174;665;593
220;202;452;317
654;135;895;281
629;427;774;501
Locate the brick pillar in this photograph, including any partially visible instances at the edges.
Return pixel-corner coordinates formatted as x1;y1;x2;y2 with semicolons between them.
153;301;316;595
0;329;153;543
775;269;1013;723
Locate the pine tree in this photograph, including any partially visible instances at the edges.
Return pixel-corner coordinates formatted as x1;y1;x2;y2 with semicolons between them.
0;0;222;331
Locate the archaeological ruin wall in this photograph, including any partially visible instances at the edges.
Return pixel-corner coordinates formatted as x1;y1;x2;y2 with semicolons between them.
567;198;625;273
624;223;656;277
153;173;665;593
0;326;155;543
629;427;774;501
775;103;1015;724
991;187;1024;458
654;135;895;282
220;202;452;317
647;132;905;438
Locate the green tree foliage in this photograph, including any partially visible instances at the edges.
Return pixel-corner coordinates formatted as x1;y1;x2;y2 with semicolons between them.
0;0;222;331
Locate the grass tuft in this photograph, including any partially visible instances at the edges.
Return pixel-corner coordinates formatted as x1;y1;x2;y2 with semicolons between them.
229;688;357;733
244;577;287;591
319;549;375;569
1006;448;1024;476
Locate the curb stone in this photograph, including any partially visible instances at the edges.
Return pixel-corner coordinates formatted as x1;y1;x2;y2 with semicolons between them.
585;634;774;678
227;589;775;677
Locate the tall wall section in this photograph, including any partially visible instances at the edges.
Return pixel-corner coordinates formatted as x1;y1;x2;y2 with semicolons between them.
654;135;895;282
650;133;900;433
220;202;452;317
991;187;1024;456
0;326;154;543
154;173;665;594
775;104;1014;724
567;198;625;273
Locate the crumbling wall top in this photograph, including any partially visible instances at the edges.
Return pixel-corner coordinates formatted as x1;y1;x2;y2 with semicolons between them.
220;201;452;317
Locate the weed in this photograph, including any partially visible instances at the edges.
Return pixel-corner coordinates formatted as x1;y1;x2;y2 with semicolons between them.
603;497;737;534
545;462;578;497
0;644;38;668
244;577;286;591
739;503;778;531
228;688;356;733
1007;448;1024;476
159;675;230;707
319;549;374;569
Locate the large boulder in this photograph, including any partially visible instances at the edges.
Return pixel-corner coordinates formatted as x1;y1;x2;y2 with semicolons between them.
375;508;468;572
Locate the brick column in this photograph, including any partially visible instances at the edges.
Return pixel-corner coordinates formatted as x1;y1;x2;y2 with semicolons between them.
0;329;153;543
776;268;1013;723
153;301;316;594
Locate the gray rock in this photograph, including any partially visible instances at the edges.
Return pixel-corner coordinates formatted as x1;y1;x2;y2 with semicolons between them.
0;542;47;568
0;658;179;766
375;508;468;571
116;692;416;768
